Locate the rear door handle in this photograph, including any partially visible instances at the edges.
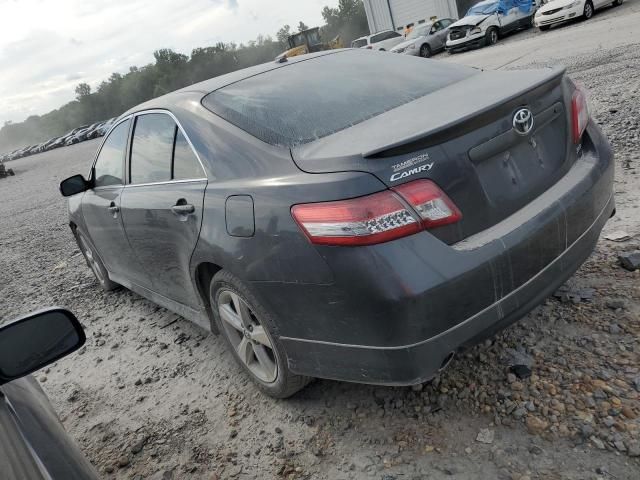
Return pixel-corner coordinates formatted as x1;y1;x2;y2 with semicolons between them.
171;204;195;215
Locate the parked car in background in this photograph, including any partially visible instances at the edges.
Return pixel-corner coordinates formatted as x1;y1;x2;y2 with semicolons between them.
0;308;99;480
535;0;621;30
97;118;116;136
60;50;613;398
447;0;537;52
85;121;105;139
391;19;457;57
351;30;405;51
65;125;91;146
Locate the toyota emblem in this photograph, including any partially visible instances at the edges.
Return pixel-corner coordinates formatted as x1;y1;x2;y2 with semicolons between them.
513;108;534;136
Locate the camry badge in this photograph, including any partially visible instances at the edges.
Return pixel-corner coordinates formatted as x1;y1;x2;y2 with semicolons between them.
513;108;534;136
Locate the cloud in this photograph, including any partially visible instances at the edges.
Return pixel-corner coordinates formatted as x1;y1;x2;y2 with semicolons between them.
0;0;335;125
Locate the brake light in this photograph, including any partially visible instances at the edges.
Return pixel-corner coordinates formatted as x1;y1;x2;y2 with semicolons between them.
392;179;462;228
291;190;420;246
366;45;372;49
291;180;461;246
571;86;590;144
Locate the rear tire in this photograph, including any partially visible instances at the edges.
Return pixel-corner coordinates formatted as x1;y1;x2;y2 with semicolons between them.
419;44;432;58
583;0;594;19
75;231;118;291
211;270;311;398
612;0;622;5
485;27;499;46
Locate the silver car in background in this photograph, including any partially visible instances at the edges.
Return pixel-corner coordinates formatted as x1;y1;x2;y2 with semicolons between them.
390;19;456;57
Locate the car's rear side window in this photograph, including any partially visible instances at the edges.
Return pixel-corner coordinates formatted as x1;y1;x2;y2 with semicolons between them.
93;119;130;187
351;38;367;48
202;51;475;147
130;113;175;184
173;130;205;180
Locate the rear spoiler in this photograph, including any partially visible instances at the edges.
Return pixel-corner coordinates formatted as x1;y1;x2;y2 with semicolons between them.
364;66;566;159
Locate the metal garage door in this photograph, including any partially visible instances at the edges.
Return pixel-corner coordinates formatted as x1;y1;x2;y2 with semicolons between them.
389;0;458;29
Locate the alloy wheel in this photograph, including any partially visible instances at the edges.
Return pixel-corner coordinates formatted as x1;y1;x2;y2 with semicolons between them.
584;2;593;18
218;289;278;383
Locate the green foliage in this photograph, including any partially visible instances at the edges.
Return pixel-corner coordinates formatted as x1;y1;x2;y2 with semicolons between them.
321;0;369;45
0;1;369;154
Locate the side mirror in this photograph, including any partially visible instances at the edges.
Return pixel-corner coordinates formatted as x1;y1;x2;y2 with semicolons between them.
0;308;85;385
60;174;90;197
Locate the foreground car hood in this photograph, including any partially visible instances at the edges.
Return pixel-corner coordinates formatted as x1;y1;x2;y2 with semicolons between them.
449;14;491;28
538;0;576;12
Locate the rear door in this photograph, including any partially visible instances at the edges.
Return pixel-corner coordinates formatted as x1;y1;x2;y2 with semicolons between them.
120;111;207;308
82;118;146;283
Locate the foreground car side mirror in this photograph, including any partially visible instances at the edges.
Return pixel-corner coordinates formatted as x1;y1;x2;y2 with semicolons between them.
60;174;90;197
0;308;85;386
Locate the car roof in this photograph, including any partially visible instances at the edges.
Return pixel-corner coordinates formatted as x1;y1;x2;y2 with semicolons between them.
121;50;343;117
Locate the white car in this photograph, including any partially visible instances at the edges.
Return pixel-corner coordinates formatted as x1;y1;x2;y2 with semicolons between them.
446;0;537;52
351;30;405;51
535;0;622;30
390;19;456;57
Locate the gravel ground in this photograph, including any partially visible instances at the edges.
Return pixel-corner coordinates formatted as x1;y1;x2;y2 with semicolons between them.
1;5;640;480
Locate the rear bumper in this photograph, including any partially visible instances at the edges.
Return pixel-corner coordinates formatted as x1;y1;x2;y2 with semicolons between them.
281;191;613;385
255;123;614;385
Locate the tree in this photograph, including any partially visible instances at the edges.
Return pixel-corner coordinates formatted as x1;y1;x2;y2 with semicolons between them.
321;0;368;45
276;24;291;46
74;83;91;100
297;21;309;32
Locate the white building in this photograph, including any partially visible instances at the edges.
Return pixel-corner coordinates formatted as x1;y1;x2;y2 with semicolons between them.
363;0;471;33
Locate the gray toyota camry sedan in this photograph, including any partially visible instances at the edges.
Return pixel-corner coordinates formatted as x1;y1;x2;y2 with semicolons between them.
60;49;614;398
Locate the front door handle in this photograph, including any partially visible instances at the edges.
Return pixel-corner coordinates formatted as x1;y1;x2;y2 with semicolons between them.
171;204;195;215
108;202;120;214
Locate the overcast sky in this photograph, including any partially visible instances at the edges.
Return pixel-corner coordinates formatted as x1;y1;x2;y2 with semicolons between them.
0;0;336;125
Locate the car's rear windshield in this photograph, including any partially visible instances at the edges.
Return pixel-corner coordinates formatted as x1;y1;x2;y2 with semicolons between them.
202;50;475;147
351;38;368;48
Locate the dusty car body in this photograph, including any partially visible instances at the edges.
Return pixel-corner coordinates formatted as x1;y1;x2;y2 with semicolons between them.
61;49;614;397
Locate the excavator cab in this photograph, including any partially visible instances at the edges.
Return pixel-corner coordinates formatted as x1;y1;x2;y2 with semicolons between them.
276;27;343;62
288;28;324;53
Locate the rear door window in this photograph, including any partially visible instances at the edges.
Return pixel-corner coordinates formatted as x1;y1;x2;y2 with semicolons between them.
93;119;130;187
130;114;175;184
351;38;368;48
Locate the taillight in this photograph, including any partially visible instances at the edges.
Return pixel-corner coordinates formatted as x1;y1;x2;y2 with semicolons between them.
392;179;462;228
291;180;461;246
571;86;590;144
366;45;372;49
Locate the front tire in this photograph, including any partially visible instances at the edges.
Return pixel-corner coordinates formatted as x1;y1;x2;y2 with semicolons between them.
419;44;432;58
75;231;118;291
485;27;499;46
583;0;594;19
612;0;622;5
211;270;311;398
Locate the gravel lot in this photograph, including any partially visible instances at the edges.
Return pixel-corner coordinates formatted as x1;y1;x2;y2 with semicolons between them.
1;3;640;479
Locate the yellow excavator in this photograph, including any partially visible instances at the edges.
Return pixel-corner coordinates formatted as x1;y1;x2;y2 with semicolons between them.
276;27;343;62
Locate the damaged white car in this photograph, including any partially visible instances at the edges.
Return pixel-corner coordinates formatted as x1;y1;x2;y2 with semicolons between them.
446;0;538;52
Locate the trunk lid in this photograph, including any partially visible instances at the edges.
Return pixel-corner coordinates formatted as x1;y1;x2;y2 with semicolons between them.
291;67;572;244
